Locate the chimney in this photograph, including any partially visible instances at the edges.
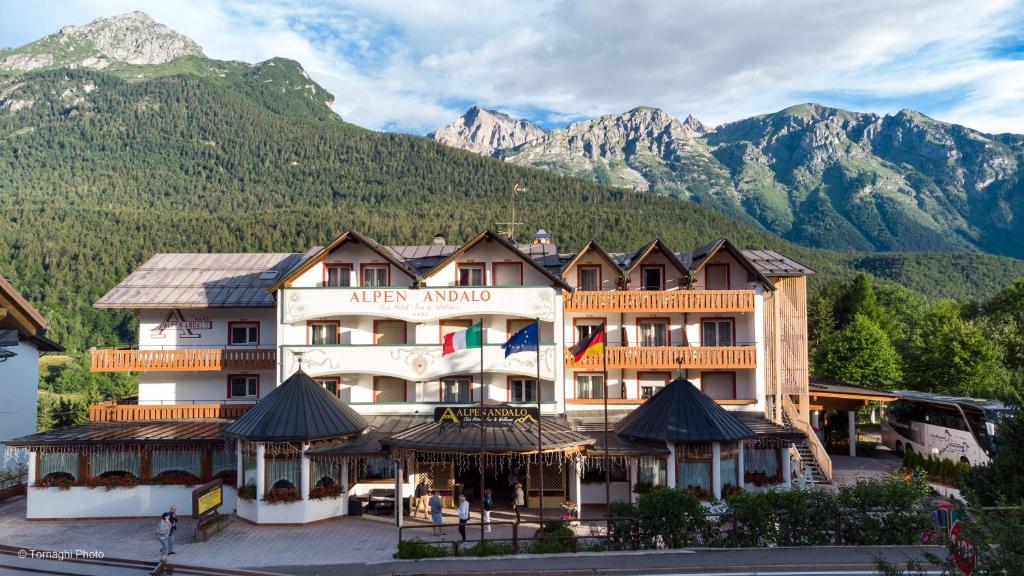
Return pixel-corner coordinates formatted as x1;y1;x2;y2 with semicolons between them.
532;229;552;245
432;234;446;246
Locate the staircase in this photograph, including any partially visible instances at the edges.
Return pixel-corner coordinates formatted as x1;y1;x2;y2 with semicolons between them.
780;397;833;485
793;439;830;484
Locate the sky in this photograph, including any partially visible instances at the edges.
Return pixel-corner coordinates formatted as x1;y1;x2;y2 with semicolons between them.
3;0;1024;135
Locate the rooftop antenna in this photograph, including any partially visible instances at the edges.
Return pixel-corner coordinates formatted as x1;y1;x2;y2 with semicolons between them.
496;183;525;242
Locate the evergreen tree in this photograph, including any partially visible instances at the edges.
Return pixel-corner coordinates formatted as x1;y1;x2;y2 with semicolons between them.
815;314;903;391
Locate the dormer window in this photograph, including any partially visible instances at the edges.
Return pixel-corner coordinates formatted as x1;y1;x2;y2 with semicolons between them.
578;266;600;291
361;264;389;287
641;266;663;290
457;264;485;286
325;264;351;287
705;264;730;290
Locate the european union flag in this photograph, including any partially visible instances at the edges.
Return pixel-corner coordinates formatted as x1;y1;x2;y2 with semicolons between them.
502;321;539;357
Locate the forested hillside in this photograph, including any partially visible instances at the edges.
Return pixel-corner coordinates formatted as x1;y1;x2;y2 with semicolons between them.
4;64;1024;352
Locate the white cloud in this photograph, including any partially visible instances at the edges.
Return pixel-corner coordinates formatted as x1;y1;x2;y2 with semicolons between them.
6;0;1024;133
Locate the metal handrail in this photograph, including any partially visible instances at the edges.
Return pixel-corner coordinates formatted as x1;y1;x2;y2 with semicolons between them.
783;396;832;481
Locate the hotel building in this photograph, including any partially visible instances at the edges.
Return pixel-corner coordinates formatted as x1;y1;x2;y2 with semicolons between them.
8;229;829;523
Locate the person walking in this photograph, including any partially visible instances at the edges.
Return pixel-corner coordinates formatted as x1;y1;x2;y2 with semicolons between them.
167;504;178;555
414;477;430;519
456;494;470;541
512;482;525;524
429;490;446;536
482;488;493;533
156;512;171;562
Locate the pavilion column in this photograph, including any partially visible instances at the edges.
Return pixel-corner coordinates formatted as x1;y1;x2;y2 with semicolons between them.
848;411;857;457
300;442;310;500
570;457;582;520
341;460;350;493
28;451;37;485
782;444;792;489
255;443;266;498
712;442;722;501
235;441;243;488
628;459;638;502
666;444;677;488
737;440;745;489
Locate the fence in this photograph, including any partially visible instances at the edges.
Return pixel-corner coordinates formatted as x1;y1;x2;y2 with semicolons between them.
0;468;28;502
397;507;942;556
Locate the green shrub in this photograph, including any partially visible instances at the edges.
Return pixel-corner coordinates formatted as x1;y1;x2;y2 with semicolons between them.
394;539;449;559
461;541;513;556
837;475;931;545
609;487;707;549
529;521;575;553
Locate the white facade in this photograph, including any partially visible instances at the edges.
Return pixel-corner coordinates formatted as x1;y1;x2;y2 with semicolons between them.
0;341;42;469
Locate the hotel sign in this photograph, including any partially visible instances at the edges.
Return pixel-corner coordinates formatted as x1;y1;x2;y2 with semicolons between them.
283;286;556;323
434;406;540;427
152;309;213;339
192;479;223;519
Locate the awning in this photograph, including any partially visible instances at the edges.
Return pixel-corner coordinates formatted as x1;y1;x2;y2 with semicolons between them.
807;378;898;411
382;416;594;456
5;420;231;451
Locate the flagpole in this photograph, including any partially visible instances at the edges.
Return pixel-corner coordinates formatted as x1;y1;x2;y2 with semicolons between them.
536;318;544;536
603;322;610;524
479;318;486;543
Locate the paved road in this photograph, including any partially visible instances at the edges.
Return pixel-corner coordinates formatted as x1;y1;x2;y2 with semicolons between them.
264;545;948;575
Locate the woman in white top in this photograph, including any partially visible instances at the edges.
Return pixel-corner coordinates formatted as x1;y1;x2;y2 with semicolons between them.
513;483;525;523
456;494;470;541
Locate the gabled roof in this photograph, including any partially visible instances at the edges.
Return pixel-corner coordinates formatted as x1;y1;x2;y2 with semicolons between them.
622;238;690;279
615;378;755;443
741;249;816;277
224;369;368;442
684;238;775;290
270;230;420;291
559;240;625;282
0;276;62;351
418;229;572;290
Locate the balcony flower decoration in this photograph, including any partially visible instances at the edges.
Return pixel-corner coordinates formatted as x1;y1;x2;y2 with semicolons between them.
86;473;139;491
237;484;257;501
744;471;782;487
149;470;200;486
263;486;301;504
35;473;74;491
213;470;237;485
310;484;343;500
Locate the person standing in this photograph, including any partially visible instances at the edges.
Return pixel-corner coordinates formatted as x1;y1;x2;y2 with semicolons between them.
482;488;493;533
167;505;178;555
429;490;446;536
456;494;470;541
414;477;430;519
156;512;171;562
512;482;525;524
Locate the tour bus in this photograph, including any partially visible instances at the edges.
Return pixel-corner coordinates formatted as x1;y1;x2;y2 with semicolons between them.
882;390;1014;466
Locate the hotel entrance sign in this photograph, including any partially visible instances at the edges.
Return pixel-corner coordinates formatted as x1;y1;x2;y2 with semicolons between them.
434;406;539;427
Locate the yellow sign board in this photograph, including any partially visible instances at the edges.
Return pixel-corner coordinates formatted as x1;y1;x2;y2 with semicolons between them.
192;479;223;519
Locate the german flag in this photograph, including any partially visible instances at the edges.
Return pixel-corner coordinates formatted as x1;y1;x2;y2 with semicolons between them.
569;325;605;362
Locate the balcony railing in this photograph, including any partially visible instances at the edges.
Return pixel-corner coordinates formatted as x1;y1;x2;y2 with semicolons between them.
90;348;276;372
565;345;757;370
88;400;255;422
564;290;755;313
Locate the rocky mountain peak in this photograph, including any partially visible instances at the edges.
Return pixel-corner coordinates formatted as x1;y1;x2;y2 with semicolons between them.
427;106;547;157
0;11;203;72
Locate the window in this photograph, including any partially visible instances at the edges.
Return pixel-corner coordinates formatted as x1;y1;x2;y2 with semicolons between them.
702;319;734;347
492;262;523;286
442;377;471;403
229;322;259;346
510;378;537;403
361;264;389;287
701;372;736;400
457;264;485;286
325;264;351;287
576;373;605;399
641;266;663;290
581;461;627;483
638;372;670;400
638;319;669;347
374;320;406;345
229;374;259;399
309;321;339;345
374;377;406;402
638;459;667;488
575;319;604;345
316;378;340;396
578;266;600;291
705;264;730;290
358;457;394;482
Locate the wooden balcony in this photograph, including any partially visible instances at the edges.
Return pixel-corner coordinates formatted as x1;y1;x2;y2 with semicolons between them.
566;345;757;370
90;348;276;372
564;289;755;313
88;400;255;422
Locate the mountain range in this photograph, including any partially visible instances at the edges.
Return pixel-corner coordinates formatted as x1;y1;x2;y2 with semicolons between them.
2;12;1024;351
430;104;1024;258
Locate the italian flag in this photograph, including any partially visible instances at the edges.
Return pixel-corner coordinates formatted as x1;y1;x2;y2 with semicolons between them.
443;321;483;356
